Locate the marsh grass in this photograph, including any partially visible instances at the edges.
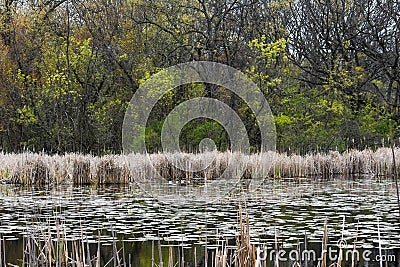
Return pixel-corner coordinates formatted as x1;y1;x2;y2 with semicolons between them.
0;209;372;267
236;204;256;266
14;223;199;267
21;223;122;266
95;157;130;185
72;157;91;185
0;148;399;185
0;234;5;267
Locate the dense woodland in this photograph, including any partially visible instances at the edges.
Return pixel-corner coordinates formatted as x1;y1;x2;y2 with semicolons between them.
0;0;399;154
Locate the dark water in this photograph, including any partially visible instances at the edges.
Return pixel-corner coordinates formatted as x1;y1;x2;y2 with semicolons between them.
0;177;399;266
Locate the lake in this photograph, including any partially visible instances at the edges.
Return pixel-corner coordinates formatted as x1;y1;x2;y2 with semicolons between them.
0;177;399;266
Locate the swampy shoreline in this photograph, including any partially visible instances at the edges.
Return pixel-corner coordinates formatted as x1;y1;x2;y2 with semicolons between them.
0;147;399;186
0;149;399;266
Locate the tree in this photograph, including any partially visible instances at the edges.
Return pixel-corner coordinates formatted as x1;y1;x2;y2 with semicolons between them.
286;0;400;149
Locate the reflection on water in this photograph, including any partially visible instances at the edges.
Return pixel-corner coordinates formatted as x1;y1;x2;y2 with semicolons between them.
0;177;399;266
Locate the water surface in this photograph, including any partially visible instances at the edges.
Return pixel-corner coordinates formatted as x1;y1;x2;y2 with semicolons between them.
0;177;399;266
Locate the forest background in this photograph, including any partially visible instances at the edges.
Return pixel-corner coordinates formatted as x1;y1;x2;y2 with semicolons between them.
0;0;399;155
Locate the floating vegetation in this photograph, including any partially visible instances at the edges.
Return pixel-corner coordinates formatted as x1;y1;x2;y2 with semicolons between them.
0;196;398;266
0;178;398;266
0;148;399;185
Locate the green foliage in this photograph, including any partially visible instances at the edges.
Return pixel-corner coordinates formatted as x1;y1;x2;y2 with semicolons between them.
0;0;399;154
360;101;399;144
16;105;38;126
249;37;288;67
181;120;229;151
247;37;288;91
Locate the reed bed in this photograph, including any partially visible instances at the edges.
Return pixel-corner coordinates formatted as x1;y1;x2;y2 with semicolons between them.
0;211;365;267
0;196;390;267
3;223;200;267
16;221;129;266
0;147;399;185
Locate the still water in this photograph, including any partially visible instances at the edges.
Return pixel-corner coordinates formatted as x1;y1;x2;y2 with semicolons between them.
0;177;399;266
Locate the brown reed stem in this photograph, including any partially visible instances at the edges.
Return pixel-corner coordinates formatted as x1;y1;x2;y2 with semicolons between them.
194;246;197;267
321;219;328;267
274;228;279;267
351;221;359;267
158;238;163;267
168;246;173;267
151;240;155;267
390;142;400;220
337;216;345;267
96;231;101;267
0;234;3;267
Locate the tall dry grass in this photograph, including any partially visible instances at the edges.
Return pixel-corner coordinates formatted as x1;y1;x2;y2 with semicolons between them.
0;147;399;185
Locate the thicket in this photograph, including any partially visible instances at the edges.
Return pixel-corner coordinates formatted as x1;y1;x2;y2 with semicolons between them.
0;0;398;154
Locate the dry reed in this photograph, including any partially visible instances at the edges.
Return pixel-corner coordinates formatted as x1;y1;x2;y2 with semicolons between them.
236;204;256;267
0;147;399;185
0;214;368;267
